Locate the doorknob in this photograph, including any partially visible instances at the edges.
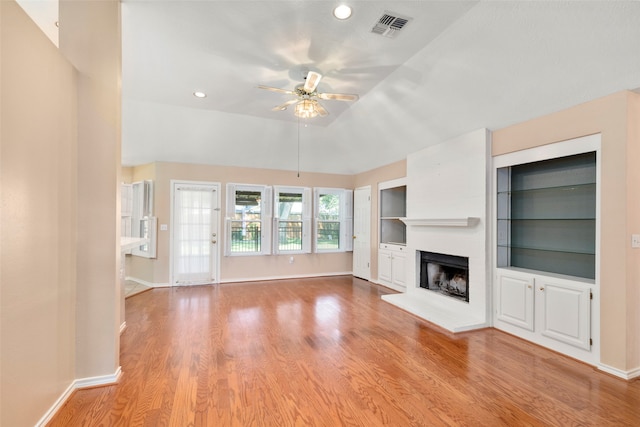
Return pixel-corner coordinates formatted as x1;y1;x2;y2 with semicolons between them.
353;235;357;239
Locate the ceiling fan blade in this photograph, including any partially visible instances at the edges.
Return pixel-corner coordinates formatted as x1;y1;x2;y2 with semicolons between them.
303;71;322;93
317;92;359;101
314;101;329;117
258;85;295;95
271;99;299;111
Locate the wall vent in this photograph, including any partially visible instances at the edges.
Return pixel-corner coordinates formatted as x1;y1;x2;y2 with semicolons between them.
371;12;412;38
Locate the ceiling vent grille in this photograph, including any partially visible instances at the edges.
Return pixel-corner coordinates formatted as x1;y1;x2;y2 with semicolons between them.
371;12;412;38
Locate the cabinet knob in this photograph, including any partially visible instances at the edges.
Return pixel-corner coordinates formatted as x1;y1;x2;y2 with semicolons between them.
539;287;544;291
527;285;532;289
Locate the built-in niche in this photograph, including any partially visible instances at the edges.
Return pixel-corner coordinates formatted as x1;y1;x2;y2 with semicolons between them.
497;152;596;279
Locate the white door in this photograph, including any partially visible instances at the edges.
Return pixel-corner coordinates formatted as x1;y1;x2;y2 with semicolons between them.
352;186;371;280
171;181;220;285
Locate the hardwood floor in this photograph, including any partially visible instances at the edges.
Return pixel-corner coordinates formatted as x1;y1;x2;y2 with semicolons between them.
48;276;640;426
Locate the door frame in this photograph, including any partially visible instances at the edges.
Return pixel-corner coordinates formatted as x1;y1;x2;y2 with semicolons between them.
169;180;221;286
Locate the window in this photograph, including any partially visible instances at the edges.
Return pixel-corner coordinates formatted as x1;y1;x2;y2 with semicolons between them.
314;188;353;253
225;184;271;255
274;186;311;254
131;180;157;258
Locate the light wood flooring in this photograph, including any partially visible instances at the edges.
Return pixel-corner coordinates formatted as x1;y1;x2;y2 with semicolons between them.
49;276;640;426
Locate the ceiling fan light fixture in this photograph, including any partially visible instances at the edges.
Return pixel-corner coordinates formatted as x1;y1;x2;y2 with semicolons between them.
294;100;318;119
333;4;352;20
193;91;207;98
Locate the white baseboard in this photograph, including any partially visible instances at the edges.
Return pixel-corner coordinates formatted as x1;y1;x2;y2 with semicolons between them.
598;363;640;380
372;279;406;293
219;271;353;284
74;366;122;389
125;276;170;288
35;381;76;427
35;367;122;427
128;273;354;287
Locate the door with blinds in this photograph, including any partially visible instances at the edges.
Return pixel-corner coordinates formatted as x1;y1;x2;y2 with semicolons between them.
171;181;220;285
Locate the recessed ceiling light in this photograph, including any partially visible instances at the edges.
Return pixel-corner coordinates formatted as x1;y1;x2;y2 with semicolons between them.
333;5;352;20
193;91;207;98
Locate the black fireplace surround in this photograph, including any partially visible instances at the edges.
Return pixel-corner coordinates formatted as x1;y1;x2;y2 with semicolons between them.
419;251;469;302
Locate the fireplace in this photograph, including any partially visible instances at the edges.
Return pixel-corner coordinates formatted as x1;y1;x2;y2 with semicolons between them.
419;251;469;302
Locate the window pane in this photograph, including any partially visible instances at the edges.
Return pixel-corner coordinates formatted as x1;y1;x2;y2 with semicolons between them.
278;192;303;221
317;221;340;250
233;190;261;220
278;221;303;251
231;220;261;252
318;194;340;221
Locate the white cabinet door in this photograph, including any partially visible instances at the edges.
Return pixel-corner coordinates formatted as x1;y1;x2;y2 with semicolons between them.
497;271;534;331
391;251;406;288
539;278;591;350
378;250;392;284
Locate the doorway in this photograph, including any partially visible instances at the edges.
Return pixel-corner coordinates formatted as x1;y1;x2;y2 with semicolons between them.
352;186;371;280
170;181;220;285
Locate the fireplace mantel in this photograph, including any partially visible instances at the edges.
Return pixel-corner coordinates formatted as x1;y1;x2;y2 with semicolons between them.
400;217;480;227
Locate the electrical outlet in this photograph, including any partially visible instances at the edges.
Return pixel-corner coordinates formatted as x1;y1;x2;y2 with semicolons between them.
160;224;168;231
632;234;640;248
289;256;294;264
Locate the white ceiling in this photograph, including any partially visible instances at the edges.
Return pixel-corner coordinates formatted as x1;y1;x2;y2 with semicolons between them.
53;1;640;174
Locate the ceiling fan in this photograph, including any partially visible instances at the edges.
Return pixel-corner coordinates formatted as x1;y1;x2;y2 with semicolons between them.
258;71;359;119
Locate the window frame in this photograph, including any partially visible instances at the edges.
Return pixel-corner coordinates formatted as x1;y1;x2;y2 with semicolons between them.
273;186;312;254
313;187;353;253
225;183;272;256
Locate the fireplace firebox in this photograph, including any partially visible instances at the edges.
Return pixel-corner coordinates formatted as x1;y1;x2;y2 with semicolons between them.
419;251;469;302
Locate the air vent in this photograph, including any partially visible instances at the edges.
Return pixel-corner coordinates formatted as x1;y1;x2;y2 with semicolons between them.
371;11;412;38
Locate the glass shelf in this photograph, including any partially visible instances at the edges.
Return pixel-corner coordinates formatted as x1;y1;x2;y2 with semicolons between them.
497;217;595;221
500;246;595;279
497;182;595;195
497;244;595;256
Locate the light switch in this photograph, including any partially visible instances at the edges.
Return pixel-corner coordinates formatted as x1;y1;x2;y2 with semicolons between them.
160;224;168;231
632;234;640;248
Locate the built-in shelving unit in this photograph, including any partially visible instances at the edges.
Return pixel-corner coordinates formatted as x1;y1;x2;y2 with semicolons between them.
492;134;601;367
497;152;596;280
380;180;407;246
378;178;407;291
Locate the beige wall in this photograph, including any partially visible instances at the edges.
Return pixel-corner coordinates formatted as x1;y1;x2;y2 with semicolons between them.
627;94;640;369
60;0;121;382
1;2;78;425
128;160;407;285
1;1;121;425
354;160;407;280
128;162;356;284
493;91;640;372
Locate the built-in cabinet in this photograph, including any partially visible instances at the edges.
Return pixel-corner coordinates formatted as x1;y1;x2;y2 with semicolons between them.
378;178;407;291
496;268;593;351
378;243;406;289
493;134;600;365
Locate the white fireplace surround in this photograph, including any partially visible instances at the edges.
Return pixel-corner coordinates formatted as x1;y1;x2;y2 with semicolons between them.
382;129;491;332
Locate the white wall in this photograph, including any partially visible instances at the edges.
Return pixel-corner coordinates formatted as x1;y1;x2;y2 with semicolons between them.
383;129;490;332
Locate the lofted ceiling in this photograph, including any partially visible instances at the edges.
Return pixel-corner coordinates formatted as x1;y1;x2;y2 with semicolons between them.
23;1;640;175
